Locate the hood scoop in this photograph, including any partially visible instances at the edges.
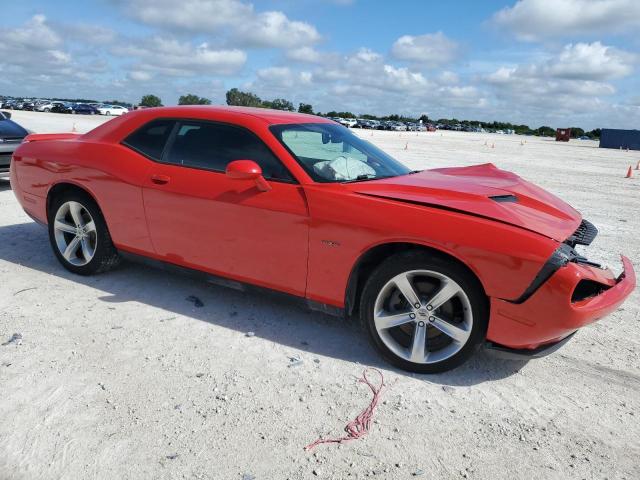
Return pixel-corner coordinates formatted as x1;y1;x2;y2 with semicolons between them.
489;194;518;203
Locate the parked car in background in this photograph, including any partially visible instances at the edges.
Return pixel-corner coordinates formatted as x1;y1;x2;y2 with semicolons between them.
10;106;635;373
51;102;73;114
0;111;28;178
389;122;407;131
98;105;129;116
71;103;99;115
338;118;357;128
35;101;55;112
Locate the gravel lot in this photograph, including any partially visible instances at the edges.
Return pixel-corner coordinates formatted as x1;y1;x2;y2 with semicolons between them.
1;111;639;479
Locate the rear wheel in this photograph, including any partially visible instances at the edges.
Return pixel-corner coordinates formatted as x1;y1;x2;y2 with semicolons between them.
48;193;121;275
360;251;488;373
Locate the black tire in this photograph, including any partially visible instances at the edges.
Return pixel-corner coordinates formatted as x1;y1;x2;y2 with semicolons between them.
360;251;488;374
48;192;121;275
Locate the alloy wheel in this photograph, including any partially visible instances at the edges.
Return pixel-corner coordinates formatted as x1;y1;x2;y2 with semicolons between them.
53;201;98;266
373;269;473;364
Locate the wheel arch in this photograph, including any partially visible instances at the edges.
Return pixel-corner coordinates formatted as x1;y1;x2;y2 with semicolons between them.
46;181;102;219
344;241;488;317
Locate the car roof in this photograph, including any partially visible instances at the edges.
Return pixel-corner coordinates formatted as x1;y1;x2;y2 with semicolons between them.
126;105;335;126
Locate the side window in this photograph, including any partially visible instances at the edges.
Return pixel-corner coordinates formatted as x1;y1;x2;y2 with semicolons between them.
165;121;293;181
122;119;175;161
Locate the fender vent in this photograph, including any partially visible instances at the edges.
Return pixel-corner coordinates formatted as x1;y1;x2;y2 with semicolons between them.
489;194;517;203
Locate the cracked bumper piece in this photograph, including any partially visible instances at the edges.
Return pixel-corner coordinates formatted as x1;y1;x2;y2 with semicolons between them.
486;255;635;351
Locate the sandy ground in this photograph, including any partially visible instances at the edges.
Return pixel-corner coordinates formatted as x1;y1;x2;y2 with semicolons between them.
1;110;639;480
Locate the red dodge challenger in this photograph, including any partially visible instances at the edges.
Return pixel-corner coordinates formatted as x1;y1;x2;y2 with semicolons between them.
10;106;635;373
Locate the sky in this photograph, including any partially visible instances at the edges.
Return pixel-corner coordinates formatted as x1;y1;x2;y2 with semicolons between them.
1;0;640;129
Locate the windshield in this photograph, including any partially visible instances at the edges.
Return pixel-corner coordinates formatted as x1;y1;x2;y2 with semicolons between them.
270;123;412;183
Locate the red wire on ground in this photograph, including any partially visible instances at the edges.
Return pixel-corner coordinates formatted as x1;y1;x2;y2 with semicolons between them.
304;368;386;451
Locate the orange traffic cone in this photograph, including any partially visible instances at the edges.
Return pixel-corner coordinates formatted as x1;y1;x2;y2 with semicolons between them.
626;166;633;178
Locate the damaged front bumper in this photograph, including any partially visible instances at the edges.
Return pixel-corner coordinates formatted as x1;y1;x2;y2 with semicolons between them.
486;252;636;353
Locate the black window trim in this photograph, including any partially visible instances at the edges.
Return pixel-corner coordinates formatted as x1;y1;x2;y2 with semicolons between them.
121;117;298;184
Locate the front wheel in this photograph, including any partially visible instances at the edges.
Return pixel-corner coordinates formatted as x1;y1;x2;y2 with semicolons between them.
360;251;488;373
48;193;121;275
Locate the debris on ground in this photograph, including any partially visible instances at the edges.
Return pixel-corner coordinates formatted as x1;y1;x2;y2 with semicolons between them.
13;287;37;296
166;453;179;460
287;355;304;367
245;331;255;337
304;368;386;450
186;295;204;307
2;333;23;346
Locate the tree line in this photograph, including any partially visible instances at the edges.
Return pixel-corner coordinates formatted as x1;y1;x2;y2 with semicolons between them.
133;89;603;138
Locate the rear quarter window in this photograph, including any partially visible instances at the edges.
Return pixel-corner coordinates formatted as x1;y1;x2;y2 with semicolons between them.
122;119;175;161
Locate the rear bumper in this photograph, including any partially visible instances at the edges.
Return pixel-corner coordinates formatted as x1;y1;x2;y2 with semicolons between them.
487;255;635;350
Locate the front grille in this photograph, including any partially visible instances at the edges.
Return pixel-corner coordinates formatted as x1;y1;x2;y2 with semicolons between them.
566;219;598;247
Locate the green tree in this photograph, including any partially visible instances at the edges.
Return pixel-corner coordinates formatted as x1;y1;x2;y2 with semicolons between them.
298;103;314;114
586;128;601;139
569;127;585;138
139;94;162;107
263;98;294;111
535;126;555;137
225;88;262;107
178;94;211;105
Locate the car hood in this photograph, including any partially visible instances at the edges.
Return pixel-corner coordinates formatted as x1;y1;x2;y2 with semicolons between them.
349;163;581;242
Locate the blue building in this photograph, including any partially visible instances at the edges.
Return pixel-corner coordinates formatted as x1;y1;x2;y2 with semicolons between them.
599;129;640;151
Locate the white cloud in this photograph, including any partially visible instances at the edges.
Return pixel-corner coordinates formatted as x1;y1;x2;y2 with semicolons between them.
0;15;74;74
3;14;61;49
114;38;247;76
286;46;328;63
492;0;640;41
391;32;458;66
118;0;252;32
116;0;320;48
128;70;152;81
481;42;635;122
544;42;635;80
235;11;320;48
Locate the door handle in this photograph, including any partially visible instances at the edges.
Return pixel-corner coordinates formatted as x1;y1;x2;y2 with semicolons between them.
150;174;170;185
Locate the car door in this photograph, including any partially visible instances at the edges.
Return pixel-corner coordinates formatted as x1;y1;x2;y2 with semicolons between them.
139;119;310;297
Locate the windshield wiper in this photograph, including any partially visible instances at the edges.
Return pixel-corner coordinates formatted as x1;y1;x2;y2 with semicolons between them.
341;174;393;184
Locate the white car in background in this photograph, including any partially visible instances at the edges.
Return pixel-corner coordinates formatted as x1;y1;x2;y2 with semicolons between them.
337;117;357;128
98;105;129;116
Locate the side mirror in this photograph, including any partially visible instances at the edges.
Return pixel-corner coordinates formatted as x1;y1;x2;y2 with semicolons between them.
225;160;271;192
